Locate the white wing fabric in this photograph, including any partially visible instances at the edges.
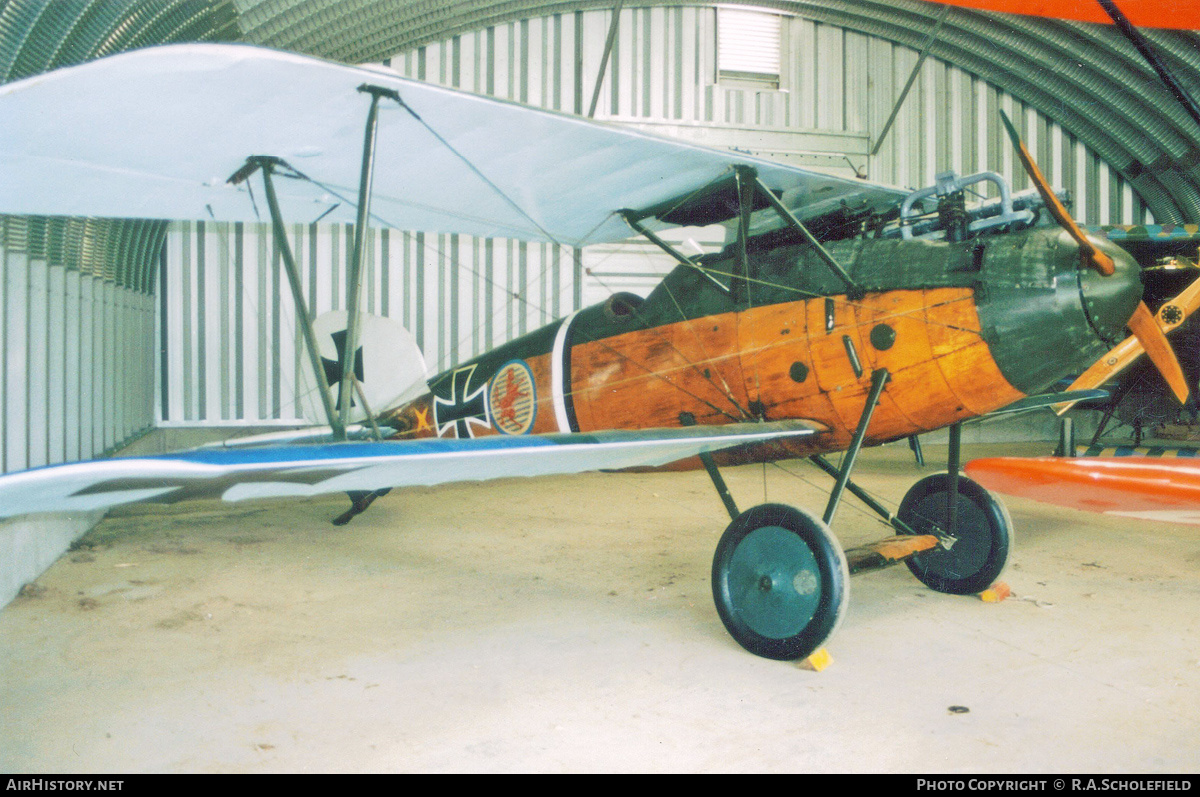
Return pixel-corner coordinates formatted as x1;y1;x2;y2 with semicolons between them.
0;43;906;246
0;421;819;520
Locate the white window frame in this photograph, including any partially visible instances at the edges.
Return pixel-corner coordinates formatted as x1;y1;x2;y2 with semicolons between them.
717;7;783;89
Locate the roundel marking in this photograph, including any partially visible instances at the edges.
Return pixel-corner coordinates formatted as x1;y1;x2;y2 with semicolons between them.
489;359;538;435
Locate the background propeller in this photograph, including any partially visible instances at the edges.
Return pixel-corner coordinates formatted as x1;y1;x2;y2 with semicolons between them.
999;109;1191;405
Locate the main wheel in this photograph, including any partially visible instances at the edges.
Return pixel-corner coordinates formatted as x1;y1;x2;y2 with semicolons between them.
711;504;849;661
896;473;1013;595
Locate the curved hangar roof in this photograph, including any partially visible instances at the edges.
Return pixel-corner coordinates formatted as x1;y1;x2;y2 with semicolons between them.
0;0;239;292
236;0;1200;224
4;0;1200;294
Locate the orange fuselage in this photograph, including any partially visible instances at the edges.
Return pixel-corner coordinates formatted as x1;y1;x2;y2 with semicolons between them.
384;227;1142;465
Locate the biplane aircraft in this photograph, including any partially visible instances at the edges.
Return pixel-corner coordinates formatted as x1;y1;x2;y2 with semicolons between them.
1;41;1197;662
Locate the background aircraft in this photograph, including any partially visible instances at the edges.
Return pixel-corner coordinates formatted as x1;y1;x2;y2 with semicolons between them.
0;40;1193;661
966;453;1200;526
940;0;1200;526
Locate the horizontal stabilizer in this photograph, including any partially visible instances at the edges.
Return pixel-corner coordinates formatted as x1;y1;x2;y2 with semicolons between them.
299;311;428;421
0;421;820;521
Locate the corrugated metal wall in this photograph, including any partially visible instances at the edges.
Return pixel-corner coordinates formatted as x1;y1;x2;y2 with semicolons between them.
0;0;236;475
0;238;156;473
160;221;581;423
159;5;1150;425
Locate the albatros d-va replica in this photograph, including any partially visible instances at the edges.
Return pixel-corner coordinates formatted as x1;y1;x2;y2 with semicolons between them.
0;43;1194;661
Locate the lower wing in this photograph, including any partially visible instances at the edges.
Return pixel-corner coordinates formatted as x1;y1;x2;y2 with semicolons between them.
0;421;821;521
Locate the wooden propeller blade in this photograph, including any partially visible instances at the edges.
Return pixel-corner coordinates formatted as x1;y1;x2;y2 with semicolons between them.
999;110;1115;276
1055;272;1200;412
1055;336;1143;414
1128;300;1191;404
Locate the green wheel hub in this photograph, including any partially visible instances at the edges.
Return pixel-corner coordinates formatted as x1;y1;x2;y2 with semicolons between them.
726;525;822;639
712;504;848;661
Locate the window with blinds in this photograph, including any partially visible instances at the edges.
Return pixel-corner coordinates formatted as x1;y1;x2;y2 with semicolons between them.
717;7;782;88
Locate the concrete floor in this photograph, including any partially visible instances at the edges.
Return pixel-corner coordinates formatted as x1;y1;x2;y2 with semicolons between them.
2;442;1199;773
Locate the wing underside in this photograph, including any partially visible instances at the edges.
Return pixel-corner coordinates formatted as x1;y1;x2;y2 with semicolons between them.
0;43;906;246
0;421;821;521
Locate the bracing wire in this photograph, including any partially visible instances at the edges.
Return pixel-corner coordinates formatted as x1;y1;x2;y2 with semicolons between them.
183;89;992;439
270;151;765;422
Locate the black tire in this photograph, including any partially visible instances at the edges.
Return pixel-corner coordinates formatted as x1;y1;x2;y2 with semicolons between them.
897;473;1013;595
711;503;849;661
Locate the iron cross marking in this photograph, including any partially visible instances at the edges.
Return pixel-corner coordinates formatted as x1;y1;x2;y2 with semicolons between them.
433;364;490;438
322;329;364;408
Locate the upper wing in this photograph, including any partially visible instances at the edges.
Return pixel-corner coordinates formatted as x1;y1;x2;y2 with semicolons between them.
1092;224;1200;243
0;43;906;246
0;420;820;520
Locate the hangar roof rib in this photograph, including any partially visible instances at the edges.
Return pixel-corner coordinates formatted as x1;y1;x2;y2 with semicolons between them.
232;0;1200;223
4;0;1200;291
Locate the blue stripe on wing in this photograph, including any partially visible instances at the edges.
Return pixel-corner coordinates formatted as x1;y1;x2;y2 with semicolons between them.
157;432;579;466
0;421;822;520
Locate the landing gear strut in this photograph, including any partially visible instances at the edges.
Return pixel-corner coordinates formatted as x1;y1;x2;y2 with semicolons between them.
703;373;1012;661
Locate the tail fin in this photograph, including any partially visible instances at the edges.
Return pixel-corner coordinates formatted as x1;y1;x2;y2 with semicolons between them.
299;311;428;423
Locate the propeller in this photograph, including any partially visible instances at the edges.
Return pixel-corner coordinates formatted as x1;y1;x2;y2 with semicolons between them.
999;110;1114;277
1124;298;1193;403
999;109;1190;405
1054;272;1200;413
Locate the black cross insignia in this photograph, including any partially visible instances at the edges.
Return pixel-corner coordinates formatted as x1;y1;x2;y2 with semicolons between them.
433;365;490;438
322;330;364;408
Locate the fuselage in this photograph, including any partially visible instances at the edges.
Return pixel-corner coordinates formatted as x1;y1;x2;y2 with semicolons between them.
383;227;1142;462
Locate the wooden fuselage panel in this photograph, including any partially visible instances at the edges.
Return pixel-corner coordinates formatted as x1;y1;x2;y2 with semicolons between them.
388;285;1025;468
569;287;1023;452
